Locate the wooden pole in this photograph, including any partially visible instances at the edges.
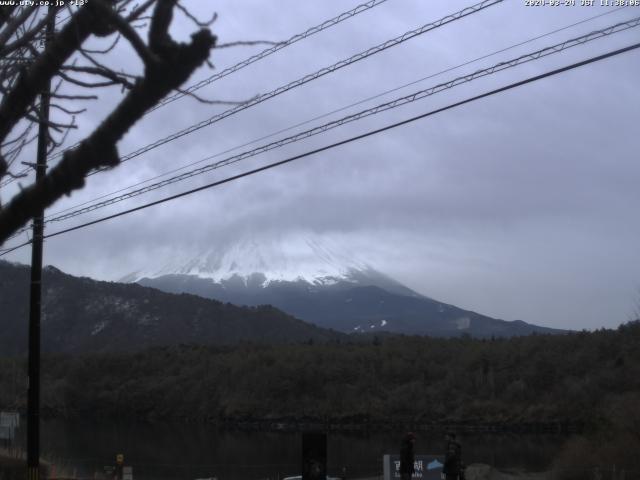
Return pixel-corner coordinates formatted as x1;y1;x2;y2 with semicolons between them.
27;7;55;480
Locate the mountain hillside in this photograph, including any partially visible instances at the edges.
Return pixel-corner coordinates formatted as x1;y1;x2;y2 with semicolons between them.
130;235;563;338
0;260;343;355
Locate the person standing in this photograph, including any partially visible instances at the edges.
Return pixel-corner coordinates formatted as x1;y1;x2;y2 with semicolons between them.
400;432;416;480
442;432;463;480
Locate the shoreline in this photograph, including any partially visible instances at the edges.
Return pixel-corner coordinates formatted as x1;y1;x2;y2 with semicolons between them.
216;419;584;434
22;411;586;434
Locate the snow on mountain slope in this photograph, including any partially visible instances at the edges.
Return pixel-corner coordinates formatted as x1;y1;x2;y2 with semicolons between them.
120;233;564;338
126;234;373;285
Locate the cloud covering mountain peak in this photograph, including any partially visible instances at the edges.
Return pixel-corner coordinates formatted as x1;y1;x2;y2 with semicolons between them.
123;232;373;286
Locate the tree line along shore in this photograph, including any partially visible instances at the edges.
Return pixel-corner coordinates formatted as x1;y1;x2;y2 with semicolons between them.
1;322;639;478
0;322;637;427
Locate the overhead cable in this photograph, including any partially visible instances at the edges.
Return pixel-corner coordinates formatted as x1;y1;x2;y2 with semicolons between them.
50;0;392;163
41;6;630;221
94;0;503;174
35;0;503;183
2;40;639;256
0;0;392;187
35;16;640;227
151;0;393;111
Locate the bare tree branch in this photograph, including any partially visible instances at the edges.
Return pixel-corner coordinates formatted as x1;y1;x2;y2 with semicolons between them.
92;0;160;66
125;0;156;22
81;33;120;54
148;0;174;52
47;116;76;154
175;86;256;106
3;169;29;180
176;2;217;28
0;3;104;146
0;6;37;49
1;6;58;56
57;69;122;88
0;0;216;243
1;120;35;148
0;6;18;30
78;49;138;79
24;113;75;132
50;93;98;100
50;103;86;115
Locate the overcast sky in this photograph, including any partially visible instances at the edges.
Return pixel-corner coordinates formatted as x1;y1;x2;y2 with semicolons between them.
2;0;639;330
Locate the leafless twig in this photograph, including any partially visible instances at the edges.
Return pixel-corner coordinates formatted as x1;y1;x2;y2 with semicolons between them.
0;0;217;243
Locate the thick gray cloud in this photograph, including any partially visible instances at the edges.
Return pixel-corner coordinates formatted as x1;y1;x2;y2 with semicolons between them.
3;0;639;330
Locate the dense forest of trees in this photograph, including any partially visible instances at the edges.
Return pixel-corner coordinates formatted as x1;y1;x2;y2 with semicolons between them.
2;323;639;477
1;322;638;431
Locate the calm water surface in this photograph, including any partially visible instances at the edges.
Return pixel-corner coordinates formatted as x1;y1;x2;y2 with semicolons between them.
13;420;569;480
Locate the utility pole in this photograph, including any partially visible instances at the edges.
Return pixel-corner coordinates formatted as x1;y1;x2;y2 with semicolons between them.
27;8;55;480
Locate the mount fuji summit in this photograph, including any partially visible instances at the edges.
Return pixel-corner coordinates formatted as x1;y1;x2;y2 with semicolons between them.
126;234;561;338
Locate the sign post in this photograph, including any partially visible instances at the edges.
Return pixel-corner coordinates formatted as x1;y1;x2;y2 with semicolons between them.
302;432;327;480
0;411;19;449
116;454;124;480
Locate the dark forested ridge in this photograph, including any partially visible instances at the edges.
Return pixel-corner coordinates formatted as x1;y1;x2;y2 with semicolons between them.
1;321;638;431
1;259;638;436
0;260;563;354
0;261;343;355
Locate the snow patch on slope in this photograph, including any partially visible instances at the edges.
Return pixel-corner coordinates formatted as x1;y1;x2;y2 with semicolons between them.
91;321;108;336
129;233;371;285
455;317;471;330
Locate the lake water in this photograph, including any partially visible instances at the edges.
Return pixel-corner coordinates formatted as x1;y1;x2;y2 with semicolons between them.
12;420;568;480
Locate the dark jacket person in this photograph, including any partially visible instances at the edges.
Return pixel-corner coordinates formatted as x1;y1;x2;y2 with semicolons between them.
400;432;415;480
443;432;462;480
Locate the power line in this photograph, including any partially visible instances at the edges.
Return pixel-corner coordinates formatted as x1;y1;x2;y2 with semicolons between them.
2;0;505;193
10;0;513;229
0;0;392;187
0;241;30;256
58;0;394;161
92;0;502;175
29;0;501;188
3;40;637;256
32;16;640;228
151;0;392;111
40;6;630;221
6;14;638;244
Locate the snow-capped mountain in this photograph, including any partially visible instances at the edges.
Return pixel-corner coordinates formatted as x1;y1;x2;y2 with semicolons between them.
138;236;367;284
122;234;420;297
126;234;563;338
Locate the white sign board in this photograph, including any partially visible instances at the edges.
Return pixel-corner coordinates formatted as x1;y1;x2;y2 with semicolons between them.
123;466;133;480
0;411;19;428
383;454;443;480
0;425;14;441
